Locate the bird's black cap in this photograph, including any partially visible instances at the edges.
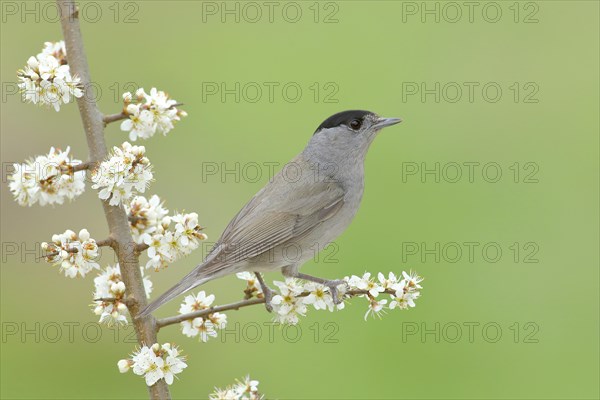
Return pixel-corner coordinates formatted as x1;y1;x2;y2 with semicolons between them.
314;110;373;133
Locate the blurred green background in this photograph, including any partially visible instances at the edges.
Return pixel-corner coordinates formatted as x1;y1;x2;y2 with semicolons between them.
1;1;598;399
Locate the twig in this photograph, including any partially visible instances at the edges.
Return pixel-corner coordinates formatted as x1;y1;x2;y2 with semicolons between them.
103;103;184;125
94;297;135;307
41;237;114;259
57;2;170;399
103;111;127;125
135;243;150;254
71;160;98;172
156;288;396;330
96;237;115;248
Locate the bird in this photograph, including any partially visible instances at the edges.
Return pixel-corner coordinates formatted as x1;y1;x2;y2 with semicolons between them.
138;110;402;318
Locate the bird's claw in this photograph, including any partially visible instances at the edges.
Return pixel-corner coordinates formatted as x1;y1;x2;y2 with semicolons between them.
262;286;275;313
325;279;346;305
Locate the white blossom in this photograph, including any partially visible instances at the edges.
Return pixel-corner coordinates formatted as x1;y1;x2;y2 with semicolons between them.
402;270;424;289
389;273;422;310
91;142;153;206
41;228;99;278
119;87;186;141
271;278;307;325
364;298;388;320
210;375;263;400
345;270;424;319
125;194;169;244
17;41;82;111
140;211;207;271
121;343;187;386
348;272;384;297
8;146;85;207
302;282;335;311
236;271;264;299
178;291;228;341
92;264;152;325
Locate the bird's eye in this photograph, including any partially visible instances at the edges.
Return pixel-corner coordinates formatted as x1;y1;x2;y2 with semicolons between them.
349;119;362;130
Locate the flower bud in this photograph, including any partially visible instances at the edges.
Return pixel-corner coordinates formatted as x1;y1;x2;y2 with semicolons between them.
78;229;90;241
117;359;131;373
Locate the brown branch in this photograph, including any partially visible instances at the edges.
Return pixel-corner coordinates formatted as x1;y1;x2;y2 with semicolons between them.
94;297;135;307
156;288;396;330
135;243;150;254
57;2;170;399
103;103;184;125
72;160;94;172
96;237;115;248
103;111;127;125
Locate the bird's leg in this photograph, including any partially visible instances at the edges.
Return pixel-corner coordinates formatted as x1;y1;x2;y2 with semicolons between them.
287;271;346;305
254;272;275;312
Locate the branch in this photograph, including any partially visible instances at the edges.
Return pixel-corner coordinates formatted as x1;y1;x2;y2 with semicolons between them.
94;297;135;307
103;111;127;125
156;288;396;330
72;161;94;172
103;103;184;125
57;2;170;399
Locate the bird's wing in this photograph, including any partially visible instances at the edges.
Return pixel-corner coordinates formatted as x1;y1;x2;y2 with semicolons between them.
200;177;345;276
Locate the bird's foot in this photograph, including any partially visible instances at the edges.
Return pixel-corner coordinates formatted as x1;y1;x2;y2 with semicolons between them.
262;285;275;313
324;279;347;305
254;272;275;313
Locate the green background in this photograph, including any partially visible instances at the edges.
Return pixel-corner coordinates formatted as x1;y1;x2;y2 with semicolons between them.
1;1;598;399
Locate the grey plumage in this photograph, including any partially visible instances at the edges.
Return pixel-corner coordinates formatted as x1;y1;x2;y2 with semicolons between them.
138;110;401;317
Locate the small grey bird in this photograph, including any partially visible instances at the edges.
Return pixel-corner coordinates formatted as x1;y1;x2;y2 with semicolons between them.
139;110;401;317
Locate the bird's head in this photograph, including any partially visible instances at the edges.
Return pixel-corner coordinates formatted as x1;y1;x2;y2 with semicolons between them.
308;110;402;158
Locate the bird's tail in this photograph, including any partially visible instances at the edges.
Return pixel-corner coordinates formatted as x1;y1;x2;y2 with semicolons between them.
137;273;210;319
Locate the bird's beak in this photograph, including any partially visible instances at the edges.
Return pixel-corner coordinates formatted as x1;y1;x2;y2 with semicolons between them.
374;117;402;129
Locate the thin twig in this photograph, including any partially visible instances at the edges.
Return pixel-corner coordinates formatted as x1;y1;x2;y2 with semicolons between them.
94;297;135;307
71;161;94;172
156;288;396;330
103;103;184;125
103;111;127;124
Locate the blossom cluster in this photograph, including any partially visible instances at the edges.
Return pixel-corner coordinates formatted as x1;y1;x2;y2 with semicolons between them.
210;376;262;400
17;40;83;111
178;291;228;341
92;264;153;325
236;272;264;299
41;229;99;278
9;146;86;207
91;142;153;206
235;270;423;324
118;343;187;386
120;88;187;141
124;194;207;270
351;271;423;319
